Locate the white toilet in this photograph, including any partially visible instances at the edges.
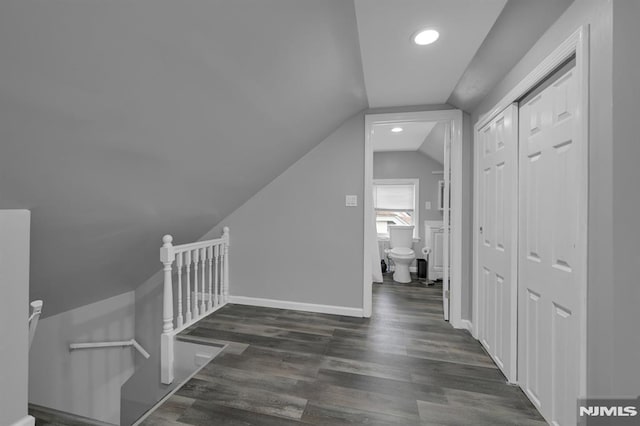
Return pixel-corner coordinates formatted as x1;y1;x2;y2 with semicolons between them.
385;225;415;283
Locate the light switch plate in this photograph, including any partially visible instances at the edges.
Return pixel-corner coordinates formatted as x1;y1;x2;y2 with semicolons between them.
345;195;358;207
425;201;431;210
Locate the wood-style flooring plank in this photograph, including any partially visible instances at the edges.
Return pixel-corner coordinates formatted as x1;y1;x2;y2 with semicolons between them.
137;274;545;426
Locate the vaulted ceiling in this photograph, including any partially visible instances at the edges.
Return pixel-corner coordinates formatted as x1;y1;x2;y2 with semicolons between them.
354;0;507;108
0;0;367;315
0;0;572;316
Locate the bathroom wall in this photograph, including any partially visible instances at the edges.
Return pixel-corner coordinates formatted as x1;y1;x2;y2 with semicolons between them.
374;150;443;265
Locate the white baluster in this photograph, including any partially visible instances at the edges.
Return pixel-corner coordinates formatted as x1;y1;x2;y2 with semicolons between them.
214;244;220;307
192;249;199;318
185;250;192;323
160;235;175;384
207;246;213;310
176;252;184;328
200;247;206;315
160;235;175;334
223;227;230;303
219;245;224;305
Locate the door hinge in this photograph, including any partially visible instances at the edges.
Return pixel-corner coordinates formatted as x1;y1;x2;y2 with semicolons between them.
445;290;450;299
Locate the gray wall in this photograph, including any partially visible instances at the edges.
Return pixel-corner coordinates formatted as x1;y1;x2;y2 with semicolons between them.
0;210;31;426
0;0;367;317
29;291;136;424
473;0;639;398
205;112;365;308
611;0;640;397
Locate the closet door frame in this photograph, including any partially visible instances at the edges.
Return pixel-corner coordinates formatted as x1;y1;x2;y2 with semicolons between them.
472;25;589;397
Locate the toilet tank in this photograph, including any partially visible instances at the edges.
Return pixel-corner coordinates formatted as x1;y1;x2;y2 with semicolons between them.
389;225;414;249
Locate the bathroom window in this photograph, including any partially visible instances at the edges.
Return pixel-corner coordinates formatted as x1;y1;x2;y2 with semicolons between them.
373;179;419;239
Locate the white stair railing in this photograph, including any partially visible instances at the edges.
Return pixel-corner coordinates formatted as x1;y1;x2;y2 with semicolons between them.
28;300;43;350
160;227;229;384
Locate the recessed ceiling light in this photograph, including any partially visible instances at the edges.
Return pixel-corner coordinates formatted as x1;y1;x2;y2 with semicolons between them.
391;127;403;133
413;29;439;46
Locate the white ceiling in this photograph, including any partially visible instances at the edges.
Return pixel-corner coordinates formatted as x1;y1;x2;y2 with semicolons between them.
372;121;436;152
355;0;507;108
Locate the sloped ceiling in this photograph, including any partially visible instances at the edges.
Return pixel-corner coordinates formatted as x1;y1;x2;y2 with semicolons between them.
0;0;367;315
0;0;575;316
354;0;507;107
418;121;447;165
448;0;575;112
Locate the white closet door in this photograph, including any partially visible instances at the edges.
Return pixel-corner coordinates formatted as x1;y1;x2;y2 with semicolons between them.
477;104;518;383
518;62;584;426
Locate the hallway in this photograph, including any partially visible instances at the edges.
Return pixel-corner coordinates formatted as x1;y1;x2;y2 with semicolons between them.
140;275;544;425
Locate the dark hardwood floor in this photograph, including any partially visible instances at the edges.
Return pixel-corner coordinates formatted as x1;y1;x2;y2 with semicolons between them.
141;274;545;426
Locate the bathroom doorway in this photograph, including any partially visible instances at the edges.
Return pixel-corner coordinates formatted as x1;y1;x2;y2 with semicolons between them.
363;110;464;327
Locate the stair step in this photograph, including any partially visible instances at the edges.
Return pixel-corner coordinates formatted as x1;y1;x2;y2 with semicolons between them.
176;332;249;355
175;333;227;348
29;403;115;426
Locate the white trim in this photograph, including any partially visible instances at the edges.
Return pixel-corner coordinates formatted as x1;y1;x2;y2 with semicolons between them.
364;109;463;326
229;296;364;318
477;28;584;130
575;25;589;402
10;416;35;426
472;120;480;339
472;25;589;400
460;319;473;333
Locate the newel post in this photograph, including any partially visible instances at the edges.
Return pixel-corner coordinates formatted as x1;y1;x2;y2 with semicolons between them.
223;227;230;303
160;234;175;384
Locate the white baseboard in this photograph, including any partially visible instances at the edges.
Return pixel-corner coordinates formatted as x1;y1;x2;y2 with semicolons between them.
11;416;35;426
228;296;364;318
460;319;473;332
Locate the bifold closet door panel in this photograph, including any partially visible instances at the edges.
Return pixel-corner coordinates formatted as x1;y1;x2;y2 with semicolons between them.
476;104;518;383
518;62;583;426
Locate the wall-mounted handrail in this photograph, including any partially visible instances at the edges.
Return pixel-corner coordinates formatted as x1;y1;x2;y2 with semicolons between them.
29;300;43;349
69;339;150;359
